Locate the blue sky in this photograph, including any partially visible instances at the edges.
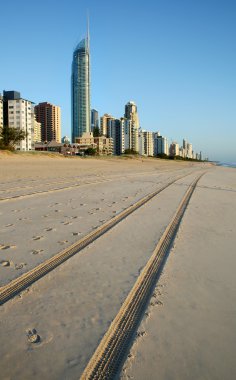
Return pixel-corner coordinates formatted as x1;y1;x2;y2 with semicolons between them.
1;0;235;161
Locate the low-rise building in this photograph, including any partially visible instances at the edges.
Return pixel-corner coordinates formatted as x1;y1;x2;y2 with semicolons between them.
75;132;113;155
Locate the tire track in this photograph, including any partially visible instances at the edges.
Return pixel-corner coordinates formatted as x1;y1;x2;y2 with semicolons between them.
80;172;205;380
0;173;191;305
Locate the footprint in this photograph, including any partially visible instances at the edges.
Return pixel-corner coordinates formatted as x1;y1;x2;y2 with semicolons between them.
0;245;16;250
32;236;43;241
0;260;11;267
15;263;27;270
31;249;44;255
58;240;69;245
5;223;14;227
54;210;61;213
45;227;56;232
63;222;72;226
27;329;40;344
72;232;81;236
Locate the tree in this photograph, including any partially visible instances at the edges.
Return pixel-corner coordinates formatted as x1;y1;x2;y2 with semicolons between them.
124;149;139;155
85;147;97;156
0;125;27;150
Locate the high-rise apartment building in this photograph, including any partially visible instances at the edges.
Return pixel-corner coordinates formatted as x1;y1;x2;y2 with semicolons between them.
169;142;180;157
100;114;114;136
143;131;154;156
91;109;99;131
124;101;139;152
3;91;34;151
33;115;42;142
71;34;90;142
107;119;124;155
154;132;169;156
35;102;61;143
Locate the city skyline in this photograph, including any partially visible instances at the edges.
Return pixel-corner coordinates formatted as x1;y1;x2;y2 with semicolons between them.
0;0;235;162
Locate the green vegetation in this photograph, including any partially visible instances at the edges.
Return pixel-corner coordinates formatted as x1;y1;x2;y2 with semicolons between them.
84;147;97;156
0;125;27;151
157;153;203;162
124;149;139;155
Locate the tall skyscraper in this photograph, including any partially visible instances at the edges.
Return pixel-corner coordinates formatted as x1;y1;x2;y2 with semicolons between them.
71;30;90;142
35;102;61;143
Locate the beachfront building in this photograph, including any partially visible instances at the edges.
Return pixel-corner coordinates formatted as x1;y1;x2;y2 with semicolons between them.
35;102;61;143
169;142;180;157
2;90;34;151
91;109;99;132
138;129;145;156
100;114;114;136
124;101;139;153
143;130;154;156
107;118;125;155
71;33;90;142
154;132;169;156
33;115;42;142
139;130;154;156
75;132;113;155
187;143;193;158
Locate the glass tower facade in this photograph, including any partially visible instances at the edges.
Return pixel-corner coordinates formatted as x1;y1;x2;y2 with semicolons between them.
71;38;90;142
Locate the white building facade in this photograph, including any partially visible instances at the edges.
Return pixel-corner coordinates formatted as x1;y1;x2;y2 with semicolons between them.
7;97;34;151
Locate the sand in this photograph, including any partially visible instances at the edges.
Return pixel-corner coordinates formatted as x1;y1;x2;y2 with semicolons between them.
1;154;233;379
121;166;236;380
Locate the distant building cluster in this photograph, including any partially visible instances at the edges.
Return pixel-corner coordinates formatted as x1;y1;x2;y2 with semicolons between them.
0;25;204;160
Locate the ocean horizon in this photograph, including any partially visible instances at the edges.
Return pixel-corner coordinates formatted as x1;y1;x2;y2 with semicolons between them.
217;162;236;168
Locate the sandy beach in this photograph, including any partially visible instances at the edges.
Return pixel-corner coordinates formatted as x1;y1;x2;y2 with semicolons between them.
0;153;235;379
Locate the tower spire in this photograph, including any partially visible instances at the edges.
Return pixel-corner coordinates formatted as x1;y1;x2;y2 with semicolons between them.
87;11;90;50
